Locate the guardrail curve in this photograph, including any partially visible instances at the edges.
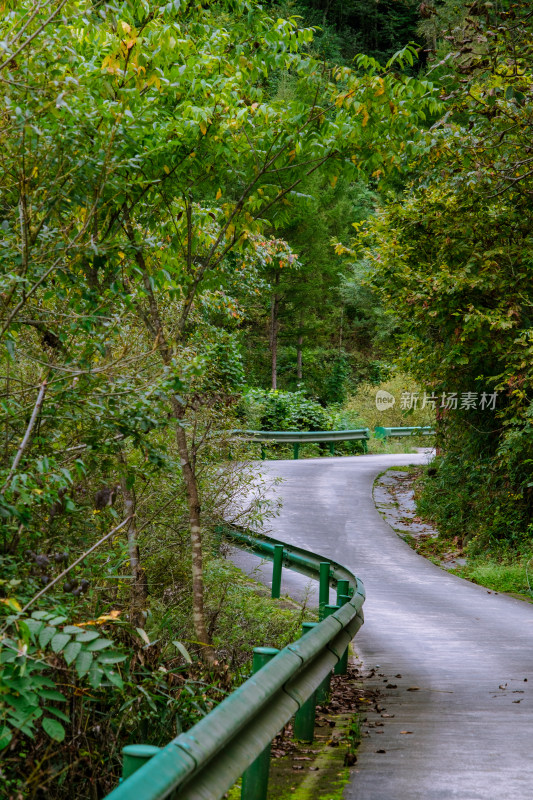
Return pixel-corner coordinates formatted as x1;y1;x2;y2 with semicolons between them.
104;525;365;800
230;428;370;459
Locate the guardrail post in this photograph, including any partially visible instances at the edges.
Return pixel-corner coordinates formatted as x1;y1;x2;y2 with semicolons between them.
336;579;349;605
271;544;284;599
316;604;339;703
293;622;319;742
293;443;300;459
334;594;351;675
121;744;161;781
329;442;335;456
241;647;280;800
319;562;330;620
261;444;266;460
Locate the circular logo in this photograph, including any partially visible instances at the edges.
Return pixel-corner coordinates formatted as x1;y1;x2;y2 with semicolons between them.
375;390;395;411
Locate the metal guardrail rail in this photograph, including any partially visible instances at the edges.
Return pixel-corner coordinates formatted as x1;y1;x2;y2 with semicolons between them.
231;428;370;459
104;526;365;800
374;425;435;439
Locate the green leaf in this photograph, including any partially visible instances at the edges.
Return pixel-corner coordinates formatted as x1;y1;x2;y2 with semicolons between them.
44;707;70;723
102;665;123;689
75;650;93;678
88;662;104;689
172;641;193;663
38;627;57;649
42;717;65;742
63;641;82;666
85;638;113;652
24;619;44;637
62;626;84;634
47;616;67;626
75;630;100;643
51;633;71;653
0;726;12;751
39;689;66;702
97;652;127;665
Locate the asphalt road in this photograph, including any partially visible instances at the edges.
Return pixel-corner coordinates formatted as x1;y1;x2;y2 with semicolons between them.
231;453;533;800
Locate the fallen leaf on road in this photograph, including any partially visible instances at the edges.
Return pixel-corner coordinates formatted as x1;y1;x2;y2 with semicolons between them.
386;684;397;689
499;684;508;690
376;749;386;753
400;731;413;734
407;687;420;691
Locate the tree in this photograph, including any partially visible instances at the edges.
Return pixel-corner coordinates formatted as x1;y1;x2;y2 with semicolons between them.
0;0;440;659
356;1;533;548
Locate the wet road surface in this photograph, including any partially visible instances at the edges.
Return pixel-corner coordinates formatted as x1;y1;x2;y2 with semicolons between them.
230;453;533;800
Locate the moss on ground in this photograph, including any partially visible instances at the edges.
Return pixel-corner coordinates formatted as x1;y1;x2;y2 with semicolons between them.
226;668;364;799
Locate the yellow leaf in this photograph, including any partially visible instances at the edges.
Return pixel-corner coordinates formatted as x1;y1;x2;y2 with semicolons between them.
146;75;161;90
125;38;136;50
362;108;369;127
1;598;21;611
163;165;170;174
118;251;125;260
216;188;222;200
200;121;207;136
77;610;121;626
330;175;338;188
121;21;131;33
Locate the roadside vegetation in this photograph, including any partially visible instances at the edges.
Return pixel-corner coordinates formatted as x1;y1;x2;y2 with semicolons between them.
1;0;532;796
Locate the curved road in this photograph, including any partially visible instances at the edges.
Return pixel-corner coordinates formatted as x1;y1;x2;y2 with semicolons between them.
234;453;533;800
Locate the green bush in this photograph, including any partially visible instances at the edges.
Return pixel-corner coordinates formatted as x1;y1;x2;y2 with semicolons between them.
238;389;338;432
416;455;533;554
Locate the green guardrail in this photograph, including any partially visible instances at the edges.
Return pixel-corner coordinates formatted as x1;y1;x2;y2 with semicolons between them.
104;525;365;800
231;428;370;459
374;425;435;440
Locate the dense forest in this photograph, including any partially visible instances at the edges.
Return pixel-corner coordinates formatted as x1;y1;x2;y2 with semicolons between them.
0;0;532;796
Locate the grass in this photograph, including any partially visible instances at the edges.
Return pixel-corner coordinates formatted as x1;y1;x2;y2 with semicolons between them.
450;559;533;598
342;374;436;432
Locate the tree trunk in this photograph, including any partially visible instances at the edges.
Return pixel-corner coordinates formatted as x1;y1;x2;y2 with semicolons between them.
174;417;213;661
119;456;147;629
270;291;279;391
297;334;303;381
125;217;213;662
